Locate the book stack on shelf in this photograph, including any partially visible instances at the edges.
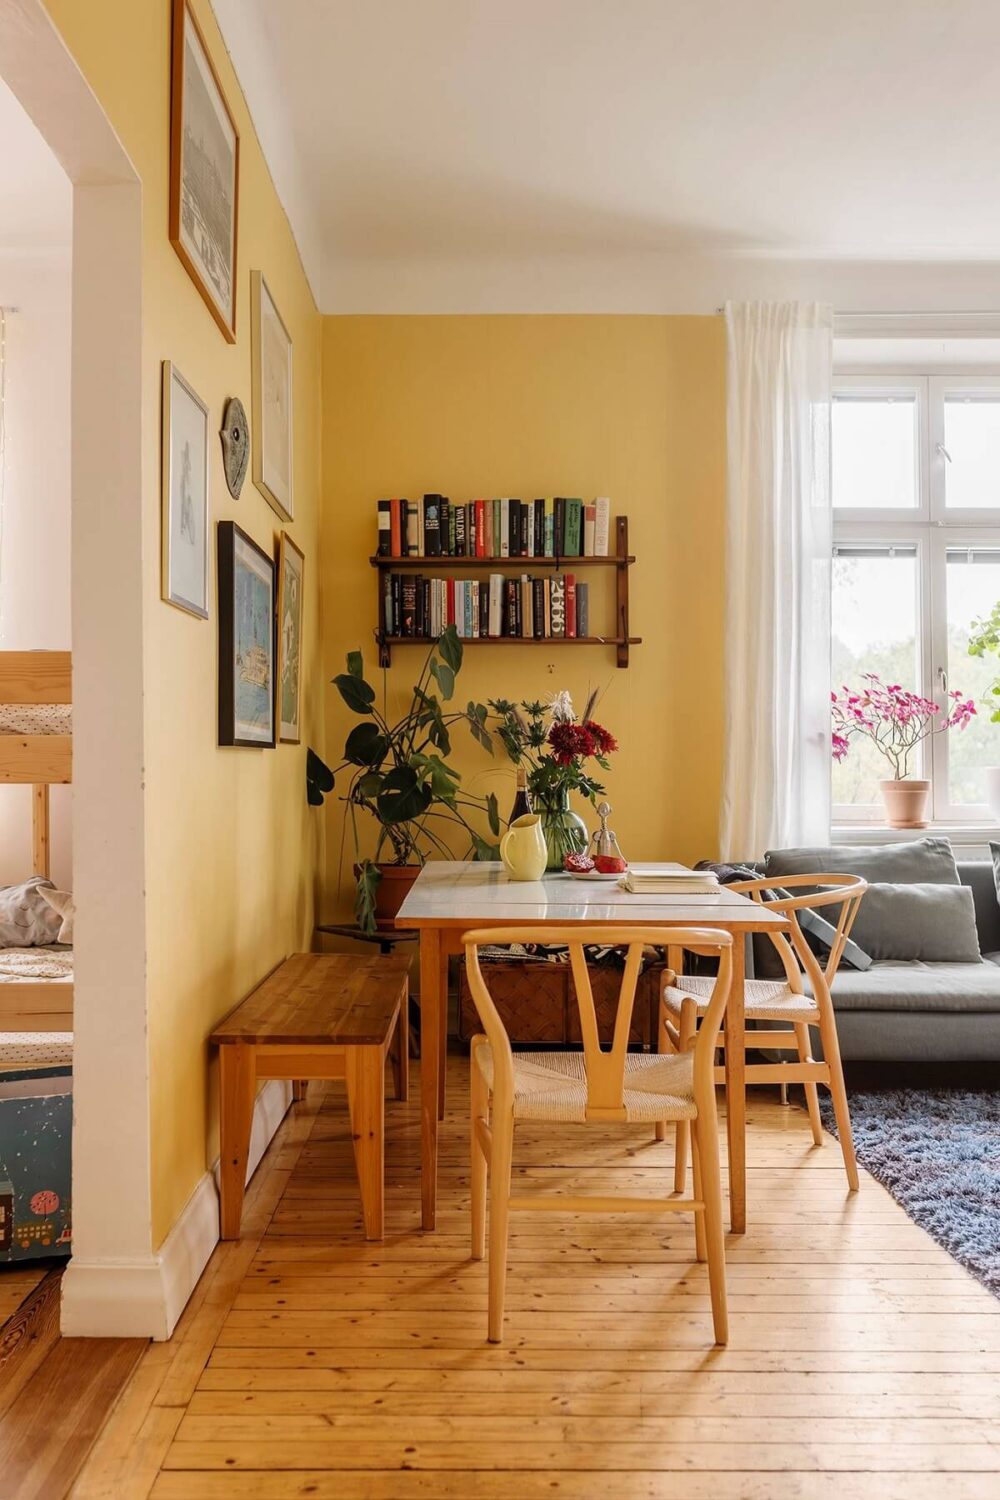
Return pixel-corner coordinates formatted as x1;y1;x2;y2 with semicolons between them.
384;570;592;641
376;495;612;559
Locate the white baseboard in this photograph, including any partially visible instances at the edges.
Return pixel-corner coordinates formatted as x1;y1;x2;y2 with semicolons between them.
61;1079;293;1340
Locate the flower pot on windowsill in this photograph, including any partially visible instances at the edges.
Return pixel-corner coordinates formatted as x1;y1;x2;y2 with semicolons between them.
879;779;930;830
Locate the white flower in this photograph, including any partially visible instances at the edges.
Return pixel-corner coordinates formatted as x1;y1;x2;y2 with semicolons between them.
548;690;575;723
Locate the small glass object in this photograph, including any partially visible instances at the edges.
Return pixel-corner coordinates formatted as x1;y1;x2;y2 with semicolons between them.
589;800;627;869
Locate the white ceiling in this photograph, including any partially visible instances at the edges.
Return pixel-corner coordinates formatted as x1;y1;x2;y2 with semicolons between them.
0;75;71;254
214;0;1000;312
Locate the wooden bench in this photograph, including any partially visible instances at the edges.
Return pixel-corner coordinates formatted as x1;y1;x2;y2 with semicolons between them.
210;952;409;1241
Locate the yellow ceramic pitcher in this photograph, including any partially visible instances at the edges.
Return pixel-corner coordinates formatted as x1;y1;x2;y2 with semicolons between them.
499;813;547;882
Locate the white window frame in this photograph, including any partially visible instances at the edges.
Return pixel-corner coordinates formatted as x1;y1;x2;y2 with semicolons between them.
833;373;1000;826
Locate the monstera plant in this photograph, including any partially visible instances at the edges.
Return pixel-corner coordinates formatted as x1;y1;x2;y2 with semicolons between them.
308;625;498;932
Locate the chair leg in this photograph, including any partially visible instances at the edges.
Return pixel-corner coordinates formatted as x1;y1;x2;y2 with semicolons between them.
689;1116;707;1263
818;1011;860;1192
470;1045;488;1261
487;1106;514;1343
654;996;671;1142
795;1022;824;1146
692;1115;729;1346
673;997;697;1189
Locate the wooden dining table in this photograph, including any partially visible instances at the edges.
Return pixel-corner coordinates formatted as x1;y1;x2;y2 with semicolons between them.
395;861;790;1234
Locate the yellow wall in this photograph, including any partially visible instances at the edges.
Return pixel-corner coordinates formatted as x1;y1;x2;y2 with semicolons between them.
321;315;725;908
45;0;324;1243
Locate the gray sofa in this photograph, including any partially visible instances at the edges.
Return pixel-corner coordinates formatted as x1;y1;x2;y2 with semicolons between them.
751;845;1000;1063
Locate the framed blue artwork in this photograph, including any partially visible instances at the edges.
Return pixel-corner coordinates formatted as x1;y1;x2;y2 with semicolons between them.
217;520;275;747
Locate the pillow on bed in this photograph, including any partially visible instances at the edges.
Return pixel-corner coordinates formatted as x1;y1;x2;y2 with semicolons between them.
39;887;74;944
0;877;63;947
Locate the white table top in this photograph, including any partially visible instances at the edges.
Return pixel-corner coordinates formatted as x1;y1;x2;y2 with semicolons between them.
395;861;788;930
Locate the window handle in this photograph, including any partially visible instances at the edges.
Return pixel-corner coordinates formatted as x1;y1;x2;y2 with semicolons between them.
936;441;952;463
938;667;948;694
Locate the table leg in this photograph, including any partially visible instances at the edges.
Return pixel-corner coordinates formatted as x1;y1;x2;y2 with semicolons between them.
219;1043;256;1240
438;942;449;1120
346;1044;385;1241
419;927;442;1230
724;933;747;1234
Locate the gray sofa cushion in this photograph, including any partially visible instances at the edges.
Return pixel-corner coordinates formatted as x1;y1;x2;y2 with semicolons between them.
814;960;1000;1013
848;883;982;963
765;837;960;885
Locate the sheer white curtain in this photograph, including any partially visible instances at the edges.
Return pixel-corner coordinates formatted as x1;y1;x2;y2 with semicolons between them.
720;301;833;858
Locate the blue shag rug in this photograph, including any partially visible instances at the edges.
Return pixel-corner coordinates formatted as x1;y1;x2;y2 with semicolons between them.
820;1090;1000;1297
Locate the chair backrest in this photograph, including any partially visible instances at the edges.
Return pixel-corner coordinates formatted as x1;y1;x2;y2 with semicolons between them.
463;925;733;1122
729;874;867;994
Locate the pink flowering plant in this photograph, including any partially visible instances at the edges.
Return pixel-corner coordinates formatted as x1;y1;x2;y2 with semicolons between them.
831;675;976;780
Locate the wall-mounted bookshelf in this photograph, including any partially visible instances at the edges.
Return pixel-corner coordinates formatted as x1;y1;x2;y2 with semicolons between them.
371;515;640;668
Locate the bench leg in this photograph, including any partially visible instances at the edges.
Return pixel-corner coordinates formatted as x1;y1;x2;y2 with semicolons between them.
346;1044;385;1240
219;1043;256;1239
292;1080;309;1103
393;991;409;1103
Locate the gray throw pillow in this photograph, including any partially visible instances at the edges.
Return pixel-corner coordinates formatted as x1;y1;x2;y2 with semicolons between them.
848;883;981;963
0;877;63;948
764;837;960;886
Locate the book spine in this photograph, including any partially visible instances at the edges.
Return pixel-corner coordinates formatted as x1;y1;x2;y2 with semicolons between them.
492;499;500;557
464;580;474;637
446;576;456;627
467;504;476;557
423;495;441;556
565;573;577;639
500;499;510;558
377;499;391;557
583;503;596;557
565;498;582;557
401;575;417;636
521;575;532;637
534;499;544;558
504;577;517;636
520;504;530;557
594;496;611;556
417;501;425;557
383;573;394;635
577;581;589;638
550;574;566;638
456;505;466;556
554;497;565;557
488;574;503;637
475;500;486;558
544;497;554;557
440;499;451;556
478;579;489;637
405;500;419;557
543;576;551;636
483;501;494;558
509;499;520;558
532;576;545;638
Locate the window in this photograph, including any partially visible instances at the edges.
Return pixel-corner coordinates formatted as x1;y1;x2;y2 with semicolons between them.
832;374;1000;823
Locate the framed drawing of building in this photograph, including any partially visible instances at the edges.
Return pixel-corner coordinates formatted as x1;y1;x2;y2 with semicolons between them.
169;0;239;342
276;532;304;743
251;270;294;519
218;521;275;748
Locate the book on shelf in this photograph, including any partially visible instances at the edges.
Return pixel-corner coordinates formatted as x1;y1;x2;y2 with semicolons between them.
565;573;577;639
550;574;566;637
577;580;589;637
374;495;615;560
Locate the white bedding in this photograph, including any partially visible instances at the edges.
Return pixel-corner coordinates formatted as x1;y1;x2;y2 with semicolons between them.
0;947;72;983
0;704;72;735
0;1032;72;1070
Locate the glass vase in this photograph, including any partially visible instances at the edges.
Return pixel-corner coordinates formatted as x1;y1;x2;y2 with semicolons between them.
538;790;589;871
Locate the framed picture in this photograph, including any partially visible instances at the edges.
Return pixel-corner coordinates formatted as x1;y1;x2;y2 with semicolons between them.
217;521;275;748
160;361;209;619
251;270;294;519
276;532;304;744
169;0;239;342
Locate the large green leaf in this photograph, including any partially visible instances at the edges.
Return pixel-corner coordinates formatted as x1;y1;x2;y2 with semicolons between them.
344;721;388;766
305;748;335;806
437;624;462;673
486;791;500;836
334;672;375;713
429;659;455;702
471;832;501;861
412;753;460;803
354;859;381;935
377;765;433;824
356;771;383;798
346;650;364;679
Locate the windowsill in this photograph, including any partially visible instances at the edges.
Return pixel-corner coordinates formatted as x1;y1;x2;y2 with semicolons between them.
831;823;997;852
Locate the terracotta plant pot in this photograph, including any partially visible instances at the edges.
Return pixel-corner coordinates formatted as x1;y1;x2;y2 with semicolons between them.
879;778;930;829
354;862;422;928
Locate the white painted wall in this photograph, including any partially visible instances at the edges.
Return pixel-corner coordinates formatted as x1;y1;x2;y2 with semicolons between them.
0;250;73;889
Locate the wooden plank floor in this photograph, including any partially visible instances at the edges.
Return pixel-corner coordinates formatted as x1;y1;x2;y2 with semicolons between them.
73;1054;1000;1499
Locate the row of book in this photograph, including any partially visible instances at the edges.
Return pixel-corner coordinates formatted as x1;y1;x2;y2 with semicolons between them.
383;573;592;640
376;495;612;559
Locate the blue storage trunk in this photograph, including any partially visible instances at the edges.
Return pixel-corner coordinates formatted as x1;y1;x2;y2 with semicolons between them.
0;1037;72;1262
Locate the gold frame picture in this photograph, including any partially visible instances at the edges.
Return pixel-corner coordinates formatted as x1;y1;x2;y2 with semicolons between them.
276;532;304;744
161;361;209;620
251;270;294;520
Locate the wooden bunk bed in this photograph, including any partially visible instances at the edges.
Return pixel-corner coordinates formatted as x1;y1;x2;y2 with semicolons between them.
0;652;72;1031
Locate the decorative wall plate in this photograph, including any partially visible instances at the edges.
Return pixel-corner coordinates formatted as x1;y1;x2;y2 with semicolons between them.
220;396;249;499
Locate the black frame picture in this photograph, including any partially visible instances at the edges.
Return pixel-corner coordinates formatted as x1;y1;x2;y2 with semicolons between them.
217;520;276;747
